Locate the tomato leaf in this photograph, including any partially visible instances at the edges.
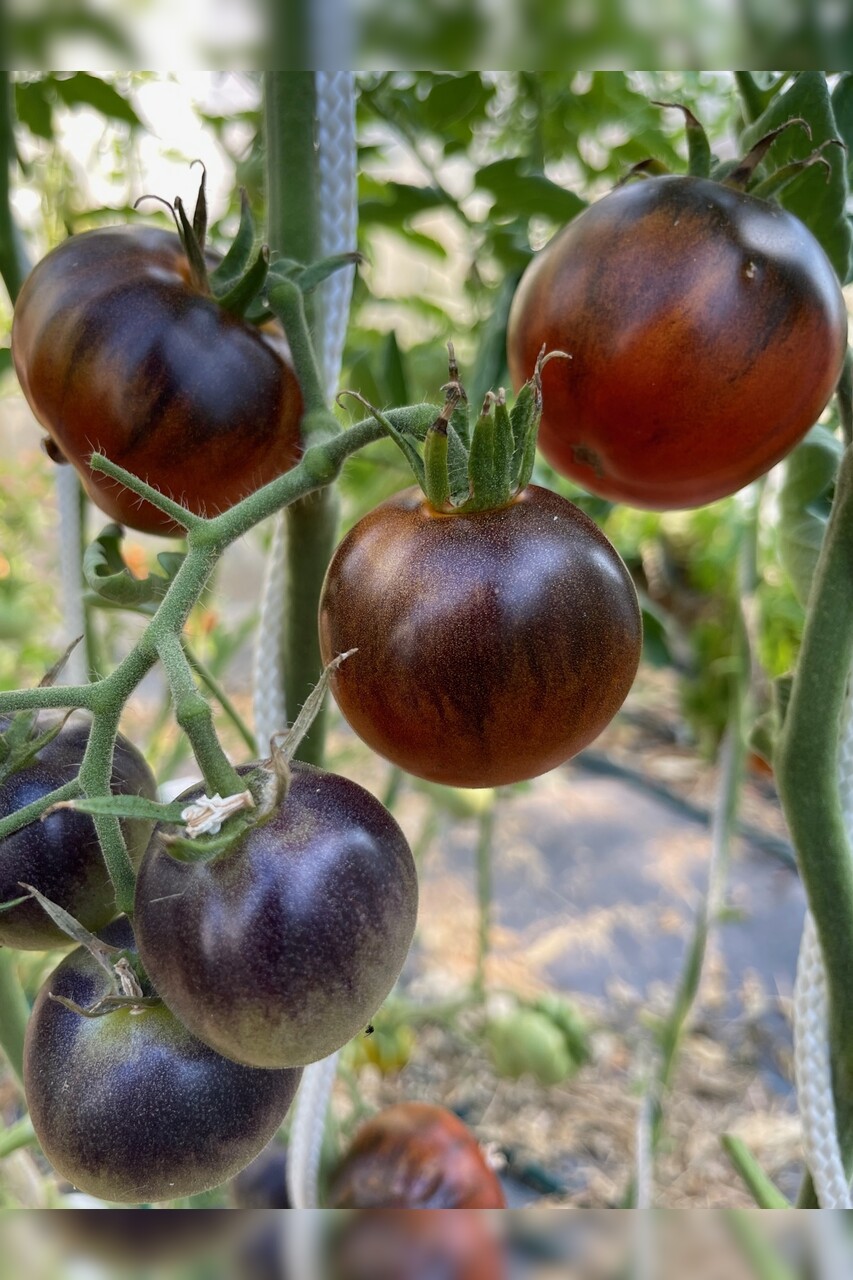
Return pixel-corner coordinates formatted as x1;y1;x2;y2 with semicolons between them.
778;424;843;607
739;72;852;282
210;189;257;296
380;331;410;407
51;74;140;128
48;794;187;824
83;525;183;608
19;884;121;972
475;157;586;223
15;80;54;140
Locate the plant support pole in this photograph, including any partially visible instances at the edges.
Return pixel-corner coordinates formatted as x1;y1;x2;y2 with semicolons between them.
265;72;341;767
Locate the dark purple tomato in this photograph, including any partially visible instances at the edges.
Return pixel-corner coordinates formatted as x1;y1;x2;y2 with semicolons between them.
0;717;156;949
507;175;848;509
326;1103;506;1209
134;762;418;1069
11;226;303;535
318;484;642;788
23;917;301;1204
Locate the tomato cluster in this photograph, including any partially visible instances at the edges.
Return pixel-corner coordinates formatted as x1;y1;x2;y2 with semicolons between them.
6;102;849;1213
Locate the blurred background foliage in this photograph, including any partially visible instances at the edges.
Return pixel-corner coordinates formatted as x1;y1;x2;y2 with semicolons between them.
2;70;849;761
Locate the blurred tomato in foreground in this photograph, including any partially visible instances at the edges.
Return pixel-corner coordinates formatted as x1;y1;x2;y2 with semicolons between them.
330;1210;506;1280
326;1102;505;1209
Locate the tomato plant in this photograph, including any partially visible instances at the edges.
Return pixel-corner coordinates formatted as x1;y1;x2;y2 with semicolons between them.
507;174;848;509
134;762;418;1069
319;483;642;788
11;225;303;535
326;1102;506;1209
23;918;302;1203
0;717;155;949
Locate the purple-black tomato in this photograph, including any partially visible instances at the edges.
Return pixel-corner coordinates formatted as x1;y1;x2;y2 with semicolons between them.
11;226;303;535
507;175;848;509
134;762;418;1069
318;484;642;788
0;717;156;950
23;918;301;1204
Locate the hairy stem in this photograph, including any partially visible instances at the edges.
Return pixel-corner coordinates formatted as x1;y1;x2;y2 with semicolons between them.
182;639;257;757
264;70;342;767
157;633;244;797
777;446;853;1185
0;70;29;303
721;1135;790;1209
0;950;28;1088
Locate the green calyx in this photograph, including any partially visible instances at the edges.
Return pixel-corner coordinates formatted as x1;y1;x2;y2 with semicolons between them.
348;345;569;516
629;106;841;203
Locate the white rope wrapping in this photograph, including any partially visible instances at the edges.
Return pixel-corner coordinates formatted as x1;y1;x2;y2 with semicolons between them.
279;70;357;1215
793;674;853;1208
55;466;87;687
251;514;288;747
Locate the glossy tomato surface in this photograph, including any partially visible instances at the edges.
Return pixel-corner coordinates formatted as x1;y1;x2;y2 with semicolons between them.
134;762;418;1069
23;918;301;1204
326;1102;506;1209
0;717;156;949
507;175;848;509
12;226;303;535
318;484;642;788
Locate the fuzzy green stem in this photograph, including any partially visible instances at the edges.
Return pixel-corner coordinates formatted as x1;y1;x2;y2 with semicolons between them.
734;73;768;125
0;71;28;304
721;1135;790;1209
0;1114;36;1157
473;801;496;1001
157;633;244;797
776;445;853;1179
77;706;136;915
182;639;257;757
266;279;330;422
264;70;342;768
725;1211;797;1280
0;950;29;1088
282;487;341;765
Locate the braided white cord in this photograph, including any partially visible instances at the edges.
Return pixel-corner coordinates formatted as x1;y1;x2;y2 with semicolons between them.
251;515;288;747
793;675;853;1208
282;70;357;1215
55;466;87;687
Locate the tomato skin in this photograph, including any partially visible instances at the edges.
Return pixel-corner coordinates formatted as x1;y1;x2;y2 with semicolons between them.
23;918;301;1204
507;175;848;509
11;226;303;535
327;1102;506;1209
134;762;418;1069
318;485;642;788
0;718;156;950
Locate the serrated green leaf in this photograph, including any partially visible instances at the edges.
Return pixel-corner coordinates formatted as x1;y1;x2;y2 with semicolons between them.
380;331;410;406
740;72;851;281
476;157;586;222
52;73;140;127
359;182;448;226
57;794;187;824
83;525;181;608
15;80;54;140
778;424;843;607
421;73;493;132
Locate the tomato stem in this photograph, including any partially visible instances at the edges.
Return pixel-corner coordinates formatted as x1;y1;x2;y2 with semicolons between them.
0;949;29;1089
0;71;30;304
777;443;853;1187
156;633;245;799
